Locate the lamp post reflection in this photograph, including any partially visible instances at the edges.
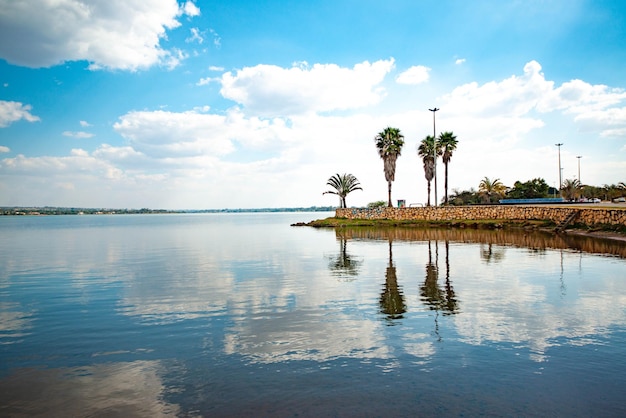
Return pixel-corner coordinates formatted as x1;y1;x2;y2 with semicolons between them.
379;240;407;322
480;243;506;264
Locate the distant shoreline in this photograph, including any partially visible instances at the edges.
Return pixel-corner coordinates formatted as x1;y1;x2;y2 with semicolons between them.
0;206;336;216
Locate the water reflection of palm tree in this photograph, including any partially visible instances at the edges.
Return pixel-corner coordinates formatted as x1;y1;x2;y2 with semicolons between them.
328;232;363;279
420;240;458;315
379;240;406;321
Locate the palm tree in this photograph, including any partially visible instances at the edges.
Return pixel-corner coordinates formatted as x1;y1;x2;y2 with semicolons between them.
374;127;405;207
438;131;458;205
561;178;581;201
323;173;362;208
478;177;507;203
417;135;436;206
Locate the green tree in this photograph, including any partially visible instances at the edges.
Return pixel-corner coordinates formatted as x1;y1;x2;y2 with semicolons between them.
581;184;603;200
478;177;507;203
448;188;481;206
367;200;386;209
323;173;363;208
417;135;437;206
506;178;550;199
374;127;405;207
438;131;458;205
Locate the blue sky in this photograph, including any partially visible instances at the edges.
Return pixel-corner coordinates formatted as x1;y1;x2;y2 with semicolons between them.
1;0;625;209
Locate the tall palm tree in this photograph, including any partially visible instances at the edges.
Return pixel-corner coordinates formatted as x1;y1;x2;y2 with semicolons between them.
417;135;436;206
478;177;507;203
374;127;405;207
323;173;362;208
438;131;458;205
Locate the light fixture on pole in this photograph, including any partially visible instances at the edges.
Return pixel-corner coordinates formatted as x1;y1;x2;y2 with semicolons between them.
577;155;582;184
555;143;563;196
429;107;439;207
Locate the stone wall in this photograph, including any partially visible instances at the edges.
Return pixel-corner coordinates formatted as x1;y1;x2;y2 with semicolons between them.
335;205;626;227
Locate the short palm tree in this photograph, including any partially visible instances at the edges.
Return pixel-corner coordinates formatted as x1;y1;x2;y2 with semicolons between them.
323;173;362;208
478;177;507;203
417;135;436;206
374;127;405;207
438;131;458;205
561;178;581;201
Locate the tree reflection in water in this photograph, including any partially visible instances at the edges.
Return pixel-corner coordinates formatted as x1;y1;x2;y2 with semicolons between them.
379;240;407;322
420;240;459;316
327;230;363;281
329;226;625;330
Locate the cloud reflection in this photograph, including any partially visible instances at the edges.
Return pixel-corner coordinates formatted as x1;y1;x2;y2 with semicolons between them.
224;308;391;363
0;360;180;417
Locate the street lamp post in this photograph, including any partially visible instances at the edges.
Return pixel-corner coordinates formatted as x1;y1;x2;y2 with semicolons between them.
577;155;582;184
555;143;563;196
429;107;439;207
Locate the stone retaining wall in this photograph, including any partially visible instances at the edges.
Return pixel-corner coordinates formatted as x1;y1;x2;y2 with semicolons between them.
335;205;626;227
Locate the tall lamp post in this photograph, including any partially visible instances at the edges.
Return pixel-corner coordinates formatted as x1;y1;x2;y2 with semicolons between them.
577;155;582;184
555;143;563;196
429;107;439;206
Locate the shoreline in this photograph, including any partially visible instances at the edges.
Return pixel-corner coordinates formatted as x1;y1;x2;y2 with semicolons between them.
294;217;626;243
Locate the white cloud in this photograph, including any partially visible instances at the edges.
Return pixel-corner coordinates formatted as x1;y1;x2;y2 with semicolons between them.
537;79;626;114
0;146;9;153
441;60;626;138
442;61;554;117
79;120;91;127
396;65;431;85
63;131;94;139
219;59;395;116
186;27;204;44
0;0;199;71
209;66;224;72
182;1;200;17
2;59;625;209
113;108;297;160
196;77;216;86
437;60;626;142
0;100;40;127
455;58;466;65
573;106;626;137
210;28;221;48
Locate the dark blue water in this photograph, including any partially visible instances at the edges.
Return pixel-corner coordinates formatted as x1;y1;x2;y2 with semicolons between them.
1;213;625;417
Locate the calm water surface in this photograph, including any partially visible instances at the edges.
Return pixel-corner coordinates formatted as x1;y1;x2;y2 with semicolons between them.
1;213;625;417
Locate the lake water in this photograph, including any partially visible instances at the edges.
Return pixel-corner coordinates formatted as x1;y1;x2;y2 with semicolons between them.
1;212;626;417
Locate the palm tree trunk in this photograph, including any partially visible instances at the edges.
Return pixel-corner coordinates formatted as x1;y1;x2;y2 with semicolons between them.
388;181;392;207
444;162;449;205
427;181;431;206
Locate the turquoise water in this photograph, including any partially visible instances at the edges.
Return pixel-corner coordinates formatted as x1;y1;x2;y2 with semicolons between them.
1;213;625;417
